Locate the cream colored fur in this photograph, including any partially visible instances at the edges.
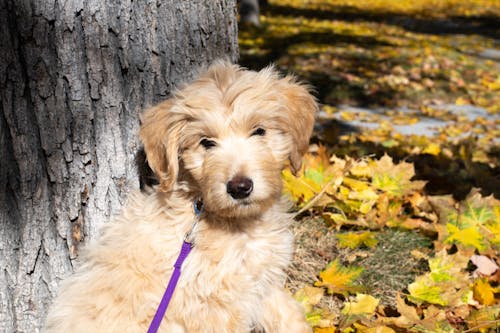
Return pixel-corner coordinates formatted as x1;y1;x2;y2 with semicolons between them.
44;61;318;333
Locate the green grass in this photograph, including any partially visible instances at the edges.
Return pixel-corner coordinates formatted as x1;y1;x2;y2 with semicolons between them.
353;229;431;306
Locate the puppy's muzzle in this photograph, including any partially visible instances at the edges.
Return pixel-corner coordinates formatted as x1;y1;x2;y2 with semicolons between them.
226;175;253;199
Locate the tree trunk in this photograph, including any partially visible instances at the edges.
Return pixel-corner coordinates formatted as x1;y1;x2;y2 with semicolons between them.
0;0;238;331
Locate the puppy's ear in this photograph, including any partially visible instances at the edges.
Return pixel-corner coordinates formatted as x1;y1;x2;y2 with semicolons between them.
139;100;185;192
278;77;318;175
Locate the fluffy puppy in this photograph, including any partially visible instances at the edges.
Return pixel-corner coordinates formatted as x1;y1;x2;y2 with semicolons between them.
44;61;318;333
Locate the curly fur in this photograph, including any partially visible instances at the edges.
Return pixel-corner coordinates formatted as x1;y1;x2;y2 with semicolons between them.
44;61;318;333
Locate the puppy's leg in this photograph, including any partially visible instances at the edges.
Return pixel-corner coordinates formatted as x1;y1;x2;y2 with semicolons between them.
258;287;312;333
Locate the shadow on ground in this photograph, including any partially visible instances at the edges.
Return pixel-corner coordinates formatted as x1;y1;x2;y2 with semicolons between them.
264;4;500;38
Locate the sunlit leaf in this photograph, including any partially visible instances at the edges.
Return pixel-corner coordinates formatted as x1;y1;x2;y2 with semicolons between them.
342;294;379;317
315;259;364;296
433;189;500;252
473;279;498;306
369;154;425;197
445;224;485;250
408;278;447;306
408;250;472;307
336;232;378;249
282;168;320;204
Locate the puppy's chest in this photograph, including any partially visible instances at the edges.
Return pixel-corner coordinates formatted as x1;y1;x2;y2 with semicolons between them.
183;224;293;292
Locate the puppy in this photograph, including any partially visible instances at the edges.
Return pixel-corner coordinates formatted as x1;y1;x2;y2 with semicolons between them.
44;61;318;332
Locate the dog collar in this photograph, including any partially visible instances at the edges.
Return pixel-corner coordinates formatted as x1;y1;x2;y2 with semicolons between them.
147;199;203;333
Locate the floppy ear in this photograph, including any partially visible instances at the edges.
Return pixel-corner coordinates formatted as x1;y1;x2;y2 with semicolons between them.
278;77;318;175
139;100;186;192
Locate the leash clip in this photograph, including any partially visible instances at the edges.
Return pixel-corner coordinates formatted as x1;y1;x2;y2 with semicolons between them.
183;199;203;245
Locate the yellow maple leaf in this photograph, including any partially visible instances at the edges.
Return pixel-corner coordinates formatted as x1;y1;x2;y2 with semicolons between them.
315;259;364;296
432;189;500;253
342;294;379;317
282;168;320;204
336;231;378;249
473;279;498;306
408;277;447;306
445;224;485;251
428;249;469;282
408;250;472;307
281;147;330;203
369;154;425;197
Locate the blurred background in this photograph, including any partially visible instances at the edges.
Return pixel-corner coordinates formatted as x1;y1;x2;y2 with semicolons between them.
239;0;499;200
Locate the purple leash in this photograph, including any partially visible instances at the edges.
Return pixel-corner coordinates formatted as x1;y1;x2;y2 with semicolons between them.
147;200;202;333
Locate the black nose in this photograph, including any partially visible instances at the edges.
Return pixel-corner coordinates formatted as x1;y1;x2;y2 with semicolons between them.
226;176;253;199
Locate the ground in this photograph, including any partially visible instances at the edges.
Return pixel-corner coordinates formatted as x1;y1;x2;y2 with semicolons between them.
239;1;500;332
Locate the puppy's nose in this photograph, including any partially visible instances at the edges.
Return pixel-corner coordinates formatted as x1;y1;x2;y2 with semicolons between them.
226;176;253;199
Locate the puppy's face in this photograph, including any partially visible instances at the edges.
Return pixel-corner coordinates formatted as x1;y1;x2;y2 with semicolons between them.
140;62;317;220
180;104;289;219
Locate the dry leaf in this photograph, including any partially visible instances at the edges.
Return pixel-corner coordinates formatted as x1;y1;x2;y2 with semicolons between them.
315;259;364;296
471;255;499;277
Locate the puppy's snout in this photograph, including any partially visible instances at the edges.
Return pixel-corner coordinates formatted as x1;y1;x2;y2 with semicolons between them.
226;176;253;199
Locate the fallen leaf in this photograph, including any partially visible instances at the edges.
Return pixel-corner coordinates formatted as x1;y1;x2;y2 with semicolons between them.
408;278;447;306
336;231;378;249
394;293;421;327
342;294;379;317
315;259;364;296
432;189;500;253
473;279;498;306
408;250;472;307
294;285;325;312
471;255;499;277
467;306;500;333
445;224;485;251
369;154;425;197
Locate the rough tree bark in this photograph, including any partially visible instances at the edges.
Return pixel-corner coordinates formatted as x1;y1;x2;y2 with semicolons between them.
0;1;238;331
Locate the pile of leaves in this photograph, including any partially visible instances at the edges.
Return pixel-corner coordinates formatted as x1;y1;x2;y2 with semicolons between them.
284;148;500;332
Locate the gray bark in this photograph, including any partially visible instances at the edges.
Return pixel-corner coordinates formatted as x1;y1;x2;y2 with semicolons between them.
0;0;238;331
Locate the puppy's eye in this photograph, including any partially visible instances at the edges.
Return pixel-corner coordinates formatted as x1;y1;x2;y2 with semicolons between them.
200;138;217;150
251;128;266;136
